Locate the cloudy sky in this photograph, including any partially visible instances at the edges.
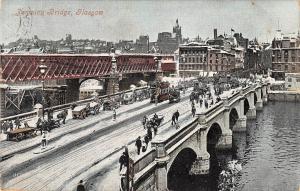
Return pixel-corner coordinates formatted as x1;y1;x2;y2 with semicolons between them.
0;0;299;44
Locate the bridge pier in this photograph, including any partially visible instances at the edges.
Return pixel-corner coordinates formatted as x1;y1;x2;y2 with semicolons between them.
156;157;169;191
255;88;263;110
106;78;119;95
246;92;256;119
216;129;232;150
151;140;169;191
65;79;80;103
190;128;210;175
234;116;247;132
262;85;268;103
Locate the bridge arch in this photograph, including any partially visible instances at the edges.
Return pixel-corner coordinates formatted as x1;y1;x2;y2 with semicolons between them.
229;108;239;130
207;122;222;151
167;147;197;191
244;98;250;115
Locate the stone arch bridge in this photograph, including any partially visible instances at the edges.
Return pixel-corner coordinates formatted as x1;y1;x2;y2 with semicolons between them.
131;82;269;191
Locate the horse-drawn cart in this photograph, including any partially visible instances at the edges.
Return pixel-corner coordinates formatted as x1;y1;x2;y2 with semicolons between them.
89;101;100;115
72;105;88;119
6;128;36;141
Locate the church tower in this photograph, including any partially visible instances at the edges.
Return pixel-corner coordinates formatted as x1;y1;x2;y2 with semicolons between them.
173;19;182;44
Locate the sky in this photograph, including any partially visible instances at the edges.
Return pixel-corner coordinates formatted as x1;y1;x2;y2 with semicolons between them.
0;0;299;45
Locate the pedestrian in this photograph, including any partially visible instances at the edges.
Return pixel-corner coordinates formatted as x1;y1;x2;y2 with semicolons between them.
147;127;152;140
205;100;209;109
211;99;214;105
113;108;116;121
153;113;158;120
135;136;142;155
119;152;127;171
15;117;21;129
153;125;158;136
144;135;149;149
77;180;85;191
171;114;176;126
192;106;196;117
62;109;67;124
142;115;148;129
200;99;203;107
9;121;13;131
41;131;47;148
174;110;180;122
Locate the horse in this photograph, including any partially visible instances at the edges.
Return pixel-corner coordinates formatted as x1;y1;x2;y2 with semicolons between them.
57;109;68;124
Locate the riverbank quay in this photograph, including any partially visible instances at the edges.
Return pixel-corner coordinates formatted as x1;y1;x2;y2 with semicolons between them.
268;90;300;102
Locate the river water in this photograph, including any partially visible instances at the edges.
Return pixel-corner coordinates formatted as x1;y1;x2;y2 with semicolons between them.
171;101;300;191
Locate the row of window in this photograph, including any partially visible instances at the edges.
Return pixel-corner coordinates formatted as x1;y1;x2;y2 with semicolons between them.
180;50;206;55
179;64;229;71
287;78;300;82
181;57;207;63
276;64;296;71
274;56;300;62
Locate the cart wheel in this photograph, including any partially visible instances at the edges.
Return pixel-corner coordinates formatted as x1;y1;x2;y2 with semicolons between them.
16;133;22;141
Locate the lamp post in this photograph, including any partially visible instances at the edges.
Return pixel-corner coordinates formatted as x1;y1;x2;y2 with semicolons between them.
181;54;186;94
111;48;117;110
38;60;48;120
154;56;159;106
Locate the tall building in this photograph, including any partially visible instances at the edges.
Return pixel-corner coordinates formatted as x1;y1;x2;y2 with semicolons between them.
178;42;208;77
156;19;183;54
271;31;300;73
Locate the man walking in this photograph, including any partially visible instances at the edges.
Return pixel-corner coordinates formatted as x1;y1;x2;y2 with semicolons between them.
135;136;142;155
174;110;180;122
171;113;176;126
41;131;47;148
192;105;196;117
119;152;127;171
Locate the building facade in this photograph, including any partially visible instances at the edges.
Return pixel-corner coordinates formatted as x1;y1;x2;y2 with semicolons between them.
271;32;300;73
178;43;208;77
207;48;235;72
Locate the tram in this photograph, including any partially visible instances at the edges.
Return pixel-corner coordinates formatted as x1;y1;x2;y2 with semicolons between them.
150;81;170;103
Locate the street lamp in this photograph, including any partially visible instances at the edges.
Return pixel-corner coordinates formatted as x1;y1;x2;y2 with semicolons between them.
181;54;186;94
38;59;48;119
154;56;159;105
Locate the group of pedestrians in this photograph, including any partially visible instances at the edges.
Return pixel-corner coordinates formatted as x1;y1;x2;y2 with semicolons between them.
0;117;22;133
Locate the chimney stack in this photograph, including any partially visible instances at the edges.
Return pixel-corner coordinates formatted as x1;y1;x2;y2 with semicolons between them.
214;28;217;39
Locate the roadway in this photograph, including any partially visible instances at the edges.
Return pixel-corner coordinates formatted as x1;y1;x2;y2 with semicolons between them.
1;88;198;191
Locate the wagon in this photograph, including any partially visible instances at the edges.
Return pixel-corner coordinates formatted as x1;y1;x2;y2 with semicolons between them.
103;99;120;111
89;101;100;115
72;105;88;119
6;128;37;141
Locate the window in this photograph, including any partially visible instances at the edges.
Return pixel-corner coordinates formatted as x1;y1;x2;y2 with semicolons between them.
296;78;300;82
210;65;212;71
277;64;281;69
288;78;292;82
292;66;296;71
189;58;191;63
196;57;199;63
285;65;288;70
210;60;212;63
192;58;195;63
210;54;212;57
221;66;224;70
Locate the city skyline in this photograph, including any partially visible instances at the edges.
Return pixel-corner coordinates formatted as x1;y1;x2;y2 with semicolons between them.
0;0;299;44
